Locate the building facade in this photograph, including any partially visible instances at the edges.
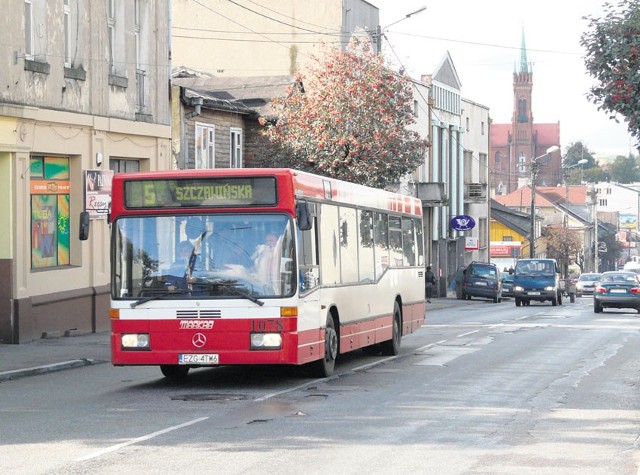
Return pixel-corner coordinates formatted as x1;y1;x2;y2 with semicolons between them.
418;53;465;295
171;0;379;77
0;0;171;343
461;98;490;264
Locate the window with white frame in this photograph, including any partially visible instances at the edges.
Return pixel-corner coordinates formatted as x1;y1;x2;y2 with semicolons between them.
25;0;33;59
195;123;215;169
518;152;527;173
134;0;149;111
107;0;125;76
25;0;47;62
230;128;242;168
108;0;115;72
63;0;70;66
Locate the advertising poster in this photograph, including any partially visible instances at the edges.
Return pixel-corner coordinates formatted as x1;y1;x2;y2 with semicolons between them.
85;169;114;219
30;156;70;269
620;212;637;230
31;195;58;268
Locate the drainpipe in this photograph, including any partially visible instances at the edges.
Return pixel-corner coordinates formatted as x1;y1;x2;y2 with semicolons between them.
179;88;203;168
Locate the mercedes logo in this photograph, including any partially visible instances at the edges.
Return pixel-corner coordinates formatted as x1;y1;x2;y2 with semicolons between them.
192;333;206;348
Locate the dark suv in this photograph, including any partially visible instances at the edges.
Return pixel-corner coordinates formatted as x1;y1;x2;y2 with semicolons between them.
462;262;502;303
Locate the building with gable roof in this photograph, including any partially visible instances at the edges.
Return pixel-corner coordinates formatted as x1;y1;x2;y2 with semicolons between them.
418;52;468;295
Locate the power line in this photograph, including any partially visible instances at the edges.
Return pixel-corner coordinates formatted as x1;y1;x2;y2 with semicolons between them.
224;0;339;35
386;30;581;56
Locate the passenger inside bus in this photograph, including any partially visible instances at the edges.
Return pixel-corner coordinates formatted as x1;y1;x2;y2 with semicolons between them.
252;232;281;292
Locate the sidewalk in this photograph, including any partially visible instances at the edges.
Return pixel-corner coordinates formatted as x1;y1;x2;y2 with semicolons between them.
0;295;471;382
0;331;111;382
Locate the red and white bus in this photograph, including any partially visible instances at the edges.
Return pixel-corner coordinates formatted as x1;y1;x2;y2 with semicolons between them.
99;168;425;379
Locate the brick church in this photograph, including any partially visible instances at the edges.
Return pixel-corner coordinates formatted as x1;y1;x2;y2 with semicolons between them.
490;31;562;195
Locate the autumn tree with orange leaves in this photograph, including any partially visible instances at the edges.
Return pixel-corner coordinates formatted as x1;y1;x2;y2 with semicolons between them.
545;226;584;276
258;38;428;189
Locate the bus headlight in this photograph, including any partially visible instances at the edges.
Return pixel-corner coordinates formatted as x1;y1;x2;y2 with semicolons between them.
121;333;150;349
514;285;524;292
250;333;282;350
544;286;555;291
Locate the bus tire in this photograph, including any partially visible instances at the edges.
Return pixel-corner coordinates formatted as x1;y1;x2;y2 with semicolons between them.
381;302;402;356
160;365;190;380
311;314;338;378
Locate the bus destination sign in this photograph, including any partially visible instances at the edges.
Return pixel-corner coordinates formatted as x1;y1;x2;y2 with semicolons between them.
124;177;277;208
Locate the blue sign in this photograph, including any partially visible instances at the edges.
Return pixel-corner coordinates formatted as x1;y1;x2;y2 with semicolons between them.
450;215;476;231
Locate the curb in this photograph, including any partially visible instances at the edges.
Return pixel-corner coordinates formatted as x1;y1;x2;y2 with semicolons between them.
0;358;108;383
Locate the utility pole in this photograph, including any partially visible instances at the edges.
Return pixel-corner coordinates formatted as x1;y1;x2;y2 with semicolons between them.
529;146;559;258
529;160;540;258
589;185;599;272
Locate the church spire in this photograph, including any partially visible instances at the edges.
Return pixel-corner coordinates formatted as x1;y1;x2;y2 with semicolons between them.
520;26;529;74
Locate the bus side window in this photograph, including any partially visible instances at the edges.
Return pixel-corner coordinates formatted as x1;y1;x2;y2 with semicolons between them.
299;216;319;292
374;212;389;278
388;216;403;267
358;210;375;282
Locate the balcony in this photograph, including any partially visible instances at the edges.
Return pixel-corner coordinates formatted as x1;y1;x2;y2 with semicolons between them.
417;182;447;206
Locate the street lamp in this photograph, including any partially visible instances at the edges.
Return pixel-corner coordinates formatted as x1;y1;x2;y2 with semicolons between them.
564;158;588;175
529;145;560;257
376;6;427;53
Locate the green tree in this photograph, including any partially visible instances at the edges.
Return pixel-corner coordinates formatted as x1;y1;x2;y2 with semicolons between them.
258;38;428;188
608;154;640;182
563;141;600;184
582;166;608;183
581;1;640;147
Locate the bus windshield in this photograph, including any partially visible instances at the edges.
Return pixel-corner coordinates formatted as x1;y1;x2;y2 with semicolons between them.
113;213;295;300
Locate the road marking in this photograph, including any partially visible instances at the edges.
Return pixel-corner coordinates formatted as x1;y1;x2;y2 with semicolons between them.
75;417;209;461
457;330;479;337
414;347;480;366
416;340;447;352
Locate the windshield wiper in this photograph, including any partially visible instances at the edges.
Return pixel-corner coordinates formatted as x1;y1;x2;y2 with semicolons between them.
130;289;193;308
225;286;264;306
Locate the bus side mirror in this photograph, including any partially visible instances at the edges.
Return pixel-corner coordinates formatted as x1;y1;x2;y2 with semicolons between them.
79;211;90;241
296;200;312;231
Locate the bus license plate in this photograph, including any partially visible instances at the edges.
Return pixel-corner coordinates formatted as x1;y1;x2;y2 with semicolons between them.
179;354;219;365
528;292;540;296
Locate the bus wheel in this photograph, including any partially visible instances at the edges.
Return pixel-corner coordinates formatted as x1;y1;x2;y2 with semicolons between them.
312;315;338;378
160;365;190;380
381;302;402;356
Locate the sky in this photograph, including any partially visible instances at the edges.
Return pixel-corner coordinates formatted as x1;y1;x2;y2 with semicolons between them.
372;0;637;160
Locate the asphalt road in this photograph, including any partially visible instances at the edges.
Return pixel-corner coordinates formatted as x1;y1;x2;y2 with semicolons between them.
2;296;640;474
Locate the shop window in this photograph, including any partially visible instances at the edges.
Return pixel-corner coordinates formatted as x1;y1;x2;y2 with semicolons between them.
30;156;71;269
